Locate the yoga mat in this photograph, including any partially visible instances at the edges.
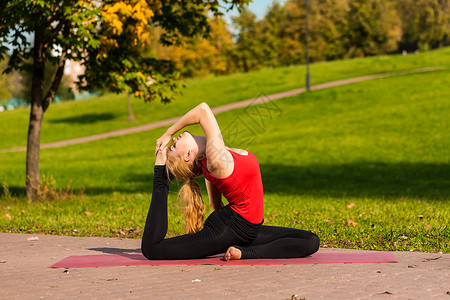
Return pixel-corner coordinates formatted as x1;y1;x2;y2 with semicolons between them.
50;252;397;268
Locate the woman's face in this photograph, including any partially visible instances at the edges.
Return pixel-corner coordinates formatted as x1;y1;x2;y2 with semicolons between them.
167;131;196;160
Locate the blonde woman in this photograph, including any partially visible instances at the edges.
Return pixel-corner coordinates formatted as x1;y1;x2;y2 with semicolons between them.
141;103;319;260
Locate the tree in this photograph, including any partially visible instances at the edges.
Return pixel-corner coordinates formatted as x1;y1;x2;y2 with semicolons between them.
396;0;450;51
258;1;286;67
345;0;400;57
0;0;248;199
18;61;75;103
309;0;350;61
278;0;307;65
232;8;265;72
151;17;236;77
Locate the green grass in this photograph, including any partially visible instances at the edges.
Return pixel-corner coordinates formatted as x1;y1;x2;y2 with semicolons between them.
0;49;449;253
1;47;450;149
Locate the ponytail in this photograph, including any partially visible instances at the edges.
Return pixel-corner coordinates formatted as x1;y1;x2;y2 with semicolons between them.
179;178;205;233
166;155;204;233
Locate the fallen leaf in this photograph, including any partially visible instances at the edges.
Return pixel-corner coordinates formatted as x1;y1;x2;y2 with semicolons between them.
21;210;26;214
347;219;359;226
118;207;124;210
27;236;39;241
289;295;306;300
4;213;11;219
84;211;93;216
324;219;335;224
346;203;355;209
424;224;432;230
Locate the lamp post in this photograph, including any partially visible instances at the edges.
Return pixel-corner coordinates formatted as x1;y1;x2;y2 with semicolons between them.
305;0;311;91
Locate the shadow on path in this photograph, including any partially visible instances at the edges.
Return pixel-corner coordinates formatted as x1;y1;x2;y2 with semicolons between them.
88;247;141;254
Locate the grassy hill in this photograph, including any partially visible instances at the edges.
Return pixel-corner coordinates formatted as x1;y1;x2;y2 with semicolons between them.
1;47;450;149
0;48;449;252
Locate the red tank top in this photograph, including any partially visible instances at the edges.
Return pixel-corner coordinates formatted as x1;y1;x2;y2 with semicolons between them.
201;150;264;223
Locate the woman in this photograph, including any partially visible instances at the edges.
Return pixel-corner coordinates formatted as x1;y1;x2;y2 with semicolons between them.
141;102;319;260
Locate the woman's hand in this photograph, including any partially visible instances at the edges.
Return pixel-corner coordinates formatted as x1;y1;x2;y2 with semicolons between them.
153;103;213;156
155;146;168;166
155;132;172;156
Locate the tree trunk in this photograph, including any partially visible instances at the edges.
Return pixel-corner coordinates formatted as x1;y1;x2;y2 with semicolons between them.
243;57;249;72
127;93;135;122
26;31;45;199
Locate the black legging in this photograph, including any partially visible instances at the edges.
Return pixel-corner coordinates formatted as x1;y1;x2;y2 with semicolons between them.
141;165;320;260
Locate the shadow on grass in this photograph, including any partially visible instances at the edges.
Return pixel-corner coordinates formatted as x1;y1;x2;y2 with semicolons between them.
5;162;449;200
260;162;449;200
5;172;155;198
49;113;116;124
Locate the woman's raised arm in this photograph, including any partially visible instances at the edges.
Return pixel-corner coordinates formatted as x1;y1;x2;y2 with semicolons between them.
156;103;233;176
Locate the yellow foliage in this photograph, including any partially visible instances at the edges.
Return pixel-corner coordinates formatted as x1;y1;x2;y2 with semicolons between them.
102;0;154;35
100;0;159;55
151;18;235;77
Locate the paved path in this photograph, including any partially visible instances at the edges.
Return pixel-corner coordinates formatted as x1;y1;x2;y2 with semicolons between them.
0;66;445;154
0;233;448;299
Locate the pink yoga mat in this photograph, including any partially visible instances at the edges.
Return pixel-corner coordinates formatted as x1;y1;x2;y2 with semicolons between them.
50;252;397;268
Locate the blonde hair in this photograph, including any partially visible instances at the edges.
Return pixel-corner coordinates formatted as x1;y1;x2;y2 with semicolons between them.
166;154;204;234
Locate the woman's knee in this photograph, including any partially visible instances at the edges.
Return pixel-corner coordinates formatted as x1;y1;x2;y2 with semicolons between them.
308;232;320;254
141;241;162;260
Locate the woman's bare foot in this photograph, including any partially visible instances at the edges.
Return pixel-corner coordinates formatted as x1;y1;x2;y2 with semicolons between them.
223;246;242;261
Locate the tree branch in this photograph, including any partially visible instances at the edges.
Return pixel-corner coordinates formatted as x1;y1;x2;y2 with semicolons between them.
43;20;71;112
44;19;65;48
45;1;66;28
42;50;66;112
